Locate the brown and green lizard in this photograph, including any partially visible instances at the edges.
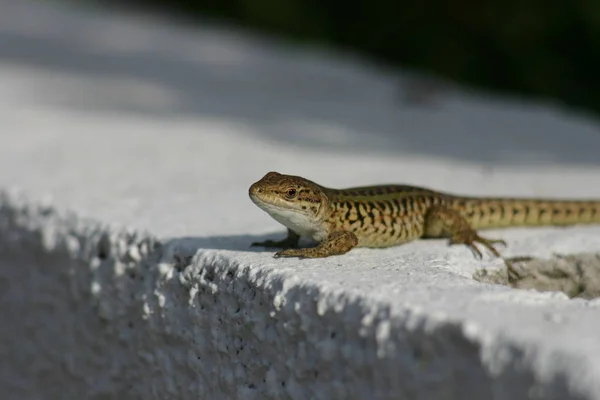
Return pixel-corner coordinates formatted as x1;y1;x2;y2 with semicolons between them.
248;171;600;260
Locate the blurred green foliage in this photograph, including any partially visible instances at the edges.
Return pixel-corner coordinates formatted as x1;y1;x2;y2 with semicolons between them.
141;0;599;113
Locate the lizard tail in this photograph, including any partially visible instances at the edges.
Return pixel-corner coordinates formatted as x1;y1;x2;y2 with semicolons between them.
451;197;600;230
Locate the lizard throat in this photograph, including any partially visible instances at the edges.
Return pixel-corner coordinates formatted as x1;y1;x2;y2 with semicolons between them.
250;196;324;239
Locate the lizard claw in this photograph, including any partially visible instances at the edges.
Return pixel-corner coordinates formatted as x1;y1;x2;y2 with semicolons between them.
450;232;504;259
274;249;303;258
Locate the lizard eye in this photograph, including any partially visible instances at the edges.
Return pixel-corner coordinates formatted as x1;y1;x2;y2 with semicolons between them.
285;188;297;199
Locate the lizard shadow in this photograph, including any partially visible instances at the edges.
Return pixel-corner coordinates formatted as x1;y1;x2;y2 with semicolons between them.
161;232;289;256
160;231;452;259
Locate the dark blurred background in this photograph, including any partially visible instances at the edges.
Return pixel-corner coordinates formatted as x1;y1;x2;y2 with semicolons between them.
101;0;599;116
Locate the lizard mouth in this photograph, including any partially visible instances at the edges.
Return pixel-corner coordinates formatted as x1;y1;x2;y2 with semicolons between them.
249;192;310;215
248;192;268;208
249;191;277;209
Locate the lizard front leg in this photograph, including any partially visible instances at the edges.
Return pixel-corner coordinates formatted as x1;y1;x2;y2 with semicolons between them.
424;206;506;258
274;231;358;258
251;228;300;249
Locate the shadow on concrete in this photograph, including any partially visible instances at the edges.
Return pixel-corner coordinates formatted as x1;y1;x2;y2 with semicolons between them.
1;1;600;166
163;232;285;253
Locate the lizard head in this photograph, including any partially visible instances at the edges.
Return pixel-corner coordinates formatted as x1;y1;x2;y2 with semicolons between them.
249;172;329;236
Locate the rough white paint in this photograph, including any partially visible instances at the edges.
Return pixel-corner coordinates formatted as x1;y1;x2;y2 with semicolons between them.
2;1;600;399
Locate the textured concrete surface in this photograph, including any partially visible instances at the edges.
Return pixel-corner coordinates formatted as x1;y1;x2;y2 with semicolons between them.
2;1;600;399
475;253;600;299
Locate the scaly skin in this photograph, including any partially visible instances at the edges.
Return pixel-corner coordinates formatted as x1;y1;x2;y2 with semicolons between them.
248;171;600;260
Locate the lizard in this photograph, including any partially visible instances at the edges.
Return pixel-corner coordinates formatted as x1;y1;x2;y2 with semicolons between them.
248;171;600;262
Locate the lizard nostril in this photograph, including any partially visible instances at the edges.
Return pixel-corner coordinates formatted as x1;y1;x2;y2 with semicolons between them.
249;184;263;195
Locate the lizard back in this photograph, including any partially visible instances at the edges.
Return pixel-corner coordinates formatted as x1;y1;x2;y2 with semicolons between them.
323;185;452;247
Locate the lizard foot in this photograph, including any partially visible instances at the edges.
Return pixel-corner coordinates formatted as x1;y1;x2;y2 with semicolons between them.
449;232;506;259
274;231;358;259
425;206;507;259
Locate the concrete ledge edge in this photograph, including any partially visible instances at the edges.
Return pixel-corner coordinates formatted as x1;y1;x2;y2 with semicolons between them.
0;189;593;399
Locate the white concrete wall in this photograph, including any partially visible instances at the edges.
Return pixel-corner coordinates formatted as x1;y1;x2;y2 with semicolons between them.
2;1;600;399
3;192;599;400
